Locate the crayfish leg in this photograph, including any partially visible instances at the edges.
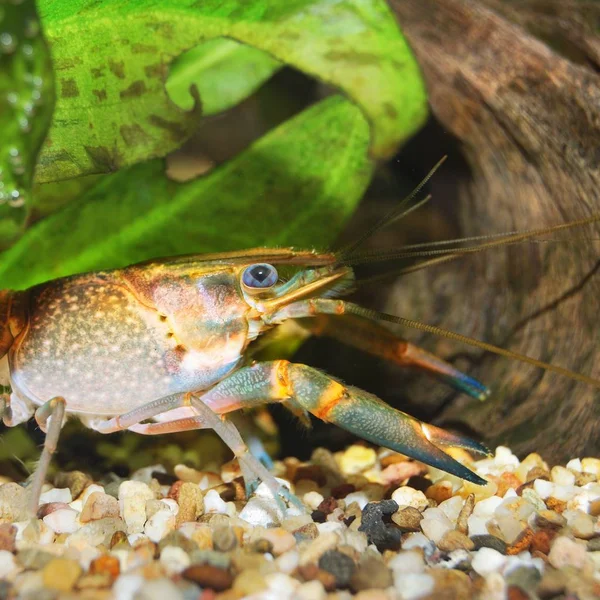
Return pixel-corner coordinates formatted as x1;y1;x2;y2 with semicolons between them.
299;313;490;401
29;397;66;516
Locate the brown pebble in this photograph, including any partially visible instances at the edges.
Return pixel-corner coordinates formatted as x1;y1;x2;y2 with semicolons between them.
172;482;205;525
507;585;529;600
456;493;475;535
438;530;474;552
182;564;233;591
42;557;82;592
294;522;319;540
506;528;533;555
80;492;119;522
429;569;472;598
89;554;120;579
425;481;453;504
589;499;600;517
350;555;393;591
526;466;550;482
405;475;433;493
110;530;129;549
297;563;337;592
294;464;327;486
36;502;71;518
574;471;597;486
530;529;555;555
534;510;566;530
317;496;338;515
54;471;91;500
546;497;567;513
494;472;522;497
380;453;407;468
0;524;16;552
391;507;422;532
331;483;356;499
212;483;236;502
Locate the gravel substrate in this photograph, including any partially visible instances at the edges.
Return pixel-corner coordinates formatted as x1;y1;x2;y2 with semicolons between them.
1;444;599;599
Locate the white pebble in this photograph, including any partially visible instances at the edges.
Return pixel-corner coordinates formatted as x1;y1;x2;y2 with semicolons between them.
552;485;577;502
495;446;519;466
113;573;145;600
533;479;554;499
239;496;302;527
401;532;434;551
160;545;191;575
295;580;327;600
393;573;435;599
204;489;228;514
420;516;452;544
119;481;154;534
581;458;600;476
391;486;429;511
467;515;489;536
548;535;588;569
473;495;504;517
136;579;184;600
566;458;582;472
303;491;324;511
495;497;536;521
275;549;299;574
567;491;591;513
0;550;17;579
144;509;176;543
551;466;575;486
438;496;464;523
39;487;72;505
343;491;369;510
265;572;300;594
42;507;79;534
471;547;507;576
71;484;104;512
127;533;148;546
255;478;292;498
78;544;101;571
317;521;345;535
388;549;425;573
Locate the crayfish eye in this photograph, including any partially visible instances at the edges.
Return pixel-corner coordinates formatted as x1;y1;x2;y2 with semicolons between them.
242;263;278;289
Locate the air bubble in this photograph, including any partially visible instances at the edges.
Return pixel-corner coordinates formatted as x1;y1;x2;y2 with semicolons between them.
8;148;19;158
9;191;25;208
32;76;43;87
0;32;16;53
18;117;30;132
23;101;34;114
6;92;17;105
22;43;33;57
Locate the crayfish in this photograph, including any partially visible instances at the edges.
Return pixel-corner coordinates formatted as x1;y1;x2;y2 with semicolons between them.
1;177;599;514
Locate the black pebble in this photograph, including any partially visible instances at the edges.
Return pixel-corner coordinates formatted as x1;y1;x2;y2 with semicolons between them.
358;500;402;551
318;550;356;588
470;534;507;554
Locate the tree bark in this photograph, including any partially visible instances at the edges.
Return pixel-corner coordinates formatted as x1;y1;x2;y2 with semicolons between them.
386;0;600;463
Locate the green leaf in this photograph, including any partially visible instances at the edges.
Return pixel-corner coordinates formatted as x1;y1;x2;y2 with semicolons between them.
167;38;281;115
35;0;427;183
0;0;54;230
0;96;373;290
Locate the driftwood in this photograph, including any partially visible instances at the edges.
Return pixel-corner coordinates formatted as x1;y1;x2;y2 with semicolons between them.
384;0;600;463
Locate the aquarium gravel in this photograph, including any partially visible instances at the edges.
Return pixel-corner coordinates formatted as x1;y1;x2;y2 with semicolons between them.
1;444;600;599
